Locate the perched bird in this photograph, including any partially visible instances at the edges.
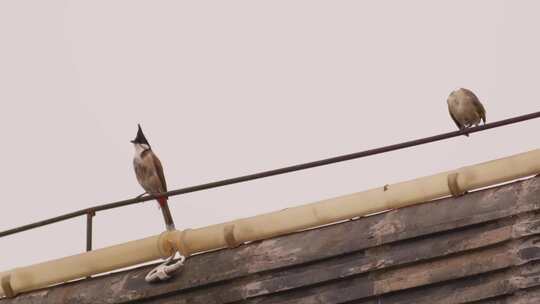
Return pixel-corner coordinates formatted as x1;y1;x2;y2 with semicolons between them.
131;124;175;230
447;88;486;136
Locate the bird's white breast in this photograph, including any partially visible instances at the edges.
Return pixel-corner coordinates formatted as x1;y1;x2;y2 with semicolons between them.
133;143;150;162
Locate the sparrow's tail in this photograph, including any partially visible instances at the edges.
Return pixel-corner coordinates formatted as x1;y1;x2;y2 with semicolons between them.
157;197;176;231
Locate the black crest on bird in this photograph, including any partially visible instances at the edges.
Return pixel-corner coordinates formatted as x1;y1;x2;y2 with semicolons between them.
131;124;150;147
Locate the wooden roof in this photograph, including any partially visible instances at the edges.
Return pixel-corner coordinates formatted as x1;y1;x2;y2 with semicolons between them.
3;176;540;303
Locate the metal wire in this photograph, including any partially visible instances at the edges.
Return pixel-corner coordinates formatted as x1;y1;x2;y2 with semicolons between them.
1;110;540;239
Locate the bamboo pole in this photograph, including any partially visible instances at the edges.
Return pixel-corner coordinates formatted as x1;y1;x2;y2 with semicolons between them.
0;233;175;297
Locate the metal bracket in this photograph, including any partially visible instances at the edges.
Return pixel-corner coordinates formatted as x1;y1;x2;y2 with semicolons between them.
1;274;15;298
145;252;185;283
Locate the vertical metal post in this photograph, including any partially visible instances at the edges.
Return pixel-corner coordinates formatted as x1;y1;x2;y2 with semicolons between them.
86;210;95;252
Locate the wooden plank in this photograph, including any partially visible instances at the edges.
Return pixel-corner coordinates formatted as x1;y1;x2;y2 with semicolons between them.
145;228;540;304
242;262;540;304
259;239;540;303
472;287;540;303
148;222;514;303
507;290;540;304
3;177;540;304
377;263;540;304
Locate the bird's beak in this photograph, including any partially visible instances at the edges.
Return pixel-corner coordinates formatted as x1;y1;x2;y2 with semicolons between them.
130;140;136;144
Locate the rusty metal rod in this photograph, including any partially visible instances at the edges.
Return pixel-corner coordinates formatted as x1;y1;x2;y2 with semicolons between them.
1;110;540;239
86;211;95;252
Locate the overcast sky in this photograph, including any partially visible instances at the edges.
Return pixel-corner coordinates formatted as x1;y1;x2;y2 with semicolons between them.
1;0;539;271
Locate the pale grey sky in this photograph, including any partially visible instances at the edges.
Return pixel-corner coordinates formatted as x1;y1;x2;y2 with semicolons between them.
1;0;539;271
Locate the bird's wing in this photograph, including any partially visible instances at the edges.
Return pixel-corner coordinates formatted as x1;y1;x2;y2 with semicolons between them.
474;100;487;124
462;88;486;124
151;152;168;193
448;108;463;129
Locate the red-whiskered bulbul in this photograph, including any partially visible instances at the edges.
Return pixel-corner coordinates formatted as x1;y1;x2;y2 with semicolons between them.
131;124;175;231
447;88;487;137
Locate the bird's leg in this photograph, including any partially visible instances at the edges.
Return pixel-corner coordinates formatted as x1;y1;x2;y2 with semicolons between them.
136;191;148;199
460;127;470;137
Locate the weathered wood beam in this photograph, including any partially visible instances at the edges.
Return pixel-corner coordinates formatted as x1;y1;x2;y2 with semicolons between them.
244;262;540;304
472;287;540;303
142;218;528;303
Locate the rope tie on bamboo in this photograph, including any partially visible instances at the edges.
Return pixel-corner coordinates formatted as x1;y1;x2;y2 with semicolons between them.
145;230;189;283
145;252;185;283
224;223;241;248
175;228;191;257
447;172;466;197
1;274;15;298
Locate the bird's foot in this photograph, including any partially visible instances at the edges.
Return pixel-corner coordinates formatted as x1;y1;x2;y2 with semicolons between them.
136;192;148;199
